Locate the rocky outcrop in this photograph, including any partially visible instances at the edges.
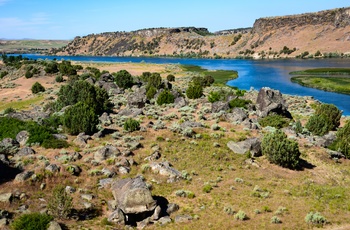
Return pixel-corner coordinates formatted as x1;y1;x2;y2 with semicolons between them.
256;87;292;118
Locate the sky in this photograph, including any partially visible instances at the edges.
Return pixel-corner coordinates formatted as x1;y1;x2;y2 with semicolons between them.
0;0;349;40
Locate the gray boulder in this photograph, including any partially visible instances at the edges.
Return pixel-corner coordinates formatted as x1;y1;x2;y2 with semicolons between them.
149;161;183;181
0;193;12;203
118;108;143;117
94;145;120;162
224;108;248;123
211;101;230;113
0;138;19;155
16;131;29;146
127;88;147;108
16;147;35;156
45;164;61;173
47;221;62;230
110;177;157;214
73;133;90;147
227;137;262;157
256;87;292;118
14;171;34;182
100;73;114;82
180;121;203;129
315;132;336;148
174;97;187;109
99;112;112;126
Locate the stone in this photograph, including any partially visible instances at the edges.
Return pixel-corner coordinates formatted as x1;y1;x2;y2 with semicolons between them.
110;177;157;214
227;137;262;157
94;145;120;162
118;108;143;117
127;88;147;108
144;151;161;161
211;101;230;113
0;138;19;155
149;162;183;180
118;166;130;174
81;194;94;201
166;203;180;214
158;216;172;226
327;149;345;159
47;221;62;230
174;97;187;109
108;208;125;225
16;147;35;156
0;193;12;203
224;108;248;123
66;165;81;176
99;112;112;126
52;134;68;140
73;133;91;147
14;171;34;182
315;132;336;148
0;218;8;228
152;205;161;220
175;214;192;223
180;121;203;129
65;186;76;194
0;154;9;165
256;87;292;118
100;73;114;82
99;178;114;189
16;131;29;146
45;164;60;173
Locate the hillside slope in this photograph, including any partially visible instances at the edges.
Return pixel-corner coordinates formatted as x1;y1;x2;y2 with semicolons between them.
51;7;350;59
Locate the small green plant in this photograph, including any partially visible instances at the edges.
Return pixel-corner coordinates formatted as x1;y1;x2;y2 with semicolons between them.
223;206;235;215
4;107;15;114
329;121;350;158
175;190;195;199
11;213;53;230
186;84;203;99
202;184;213;193
271;216;282;224
146;85;157;100
262;206;272;212
305;212;327;226
229;98;251;109
261;130;300;169
31;82;45;94
0;71;8;79
259;114;290;128
167;74;175;82
47;185;73;219
124;118;140;132
55;74;64;82
208;91;221;103
157;90;175;105
113;69;134;89
234;210;248;221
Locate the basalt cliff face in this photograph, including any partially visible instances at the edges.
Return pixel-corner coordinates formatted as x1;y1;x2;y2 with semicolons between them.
51;7;350;58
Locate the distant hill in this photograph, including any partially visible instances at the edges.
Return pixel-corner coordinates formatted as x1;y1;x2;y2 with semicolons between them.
50;7;350;58
0;40;70;54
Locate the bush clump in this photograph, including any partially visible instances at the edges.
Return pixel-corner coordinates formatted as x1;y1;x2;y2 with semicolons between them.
167;74;175;82
113;69;134;89
305;212;327;226
48;185;73;219
31;82;45;94
146;85;157;100
124;118;140;132
329;121;350;158
259;114;291;129
261;129;300;169
306;104;341;136
157;90;175;105
234;210;248;221
11;213;53;230
55;74;64;83
186;84;203;99
229;98;251;109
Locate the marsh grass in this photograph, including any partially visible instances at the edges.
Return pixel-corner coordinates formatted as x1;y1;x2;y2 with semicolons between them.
0;95;44;111
291;76;350;95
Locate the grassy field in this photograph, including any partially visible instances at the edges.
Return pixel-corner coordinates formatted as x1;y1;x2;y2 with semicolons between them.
290;68;350;95
0;40;69;53
290;68;350;75
181;65;238;85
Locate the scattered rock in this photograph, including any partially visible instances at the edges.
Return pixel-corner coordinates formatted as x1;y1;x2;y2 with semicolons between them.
256;87;292;118
94;145;120;162
174;97;187;108
158;216;172;226
175;214;192;223
118;108;143;117
149;162;183;181
81;194;94;201
0;193;12;203
73;133;91;147
47;221;62;230
14;171;34;182
180;121;203;129
16;147;35;156
16;131;29;146
224;108;248;123
127;88;147;108
0;138;19;155
315;132;336;147
166;203;180;215
227;137;262;157
99;112;112;126
211;101;230;113
45;164;60;173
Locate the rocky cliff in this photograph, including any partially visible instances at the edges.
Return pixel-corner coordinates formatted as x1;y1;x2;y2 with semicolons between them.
51;7;350;59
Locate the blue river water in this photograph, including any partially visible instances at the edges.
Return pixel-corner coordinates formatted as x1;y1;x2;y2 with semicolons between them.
18;54;350;115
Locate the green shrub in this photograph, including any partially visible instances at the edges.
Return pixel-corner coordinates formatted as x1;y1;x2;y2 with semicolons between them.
203;184;213;193
31;82;45;94
25;70;34;78
147;73;162;89
0;71;8;79
305;212;327;226
235;89;246;97
203;75;215;86
11;213;53;230
229;98;251;109
58;60;77;76
234;210;248;221
259;114;290;129
124;118;140;132
48;185;73;219
113;69;134;89
271;216;282;224
44;61;59;74
261;130;300;169
167;74;175;82
63;102;98;135
329;121;350;158
157;90;175;105
3;107;15;114
306;104;341;136
186;84;203;99
55;74;64;82
146;85;157;100
208;91;221;103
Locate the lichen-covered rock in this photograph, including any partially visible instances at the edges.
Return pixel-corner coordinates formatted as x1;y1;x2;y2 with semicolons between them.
14;171;34;182
110;177;156;214
0;138;19;155
16;131;29;146
211;101;230;113
16;147;35;156
127;88;147;108
227;137;262;157
256;87;292;118
94;145;120;162
224;108;248;123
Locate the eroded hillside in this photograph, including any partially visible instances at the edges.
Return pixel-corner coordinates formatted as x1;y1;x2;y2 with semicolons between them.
51;7;350;59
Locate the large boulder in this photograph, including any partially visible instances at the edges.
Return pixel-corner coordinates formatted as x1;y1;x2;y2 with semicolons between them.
94;145;120;162
0;138;19;155
16;147;35;156
110;177;157;214
256;87;292;118
224;108;248;123
127;88;147;108
227;137;262;157
211;101;230;113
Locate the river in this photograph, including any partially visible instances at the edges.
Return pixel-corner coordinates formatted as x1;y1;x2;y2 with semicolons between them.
17;54;350;115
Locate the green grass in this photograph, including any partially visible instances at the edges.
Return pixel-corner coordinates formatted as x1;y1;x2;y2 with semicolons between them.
0;95;45;112
290;68;350;75
0;40;69;52
181;65;238;85
291;76;350;95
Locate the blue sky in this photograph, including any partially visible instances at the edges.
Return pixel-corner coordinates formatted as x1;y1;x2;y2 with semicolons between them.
0;0;349;39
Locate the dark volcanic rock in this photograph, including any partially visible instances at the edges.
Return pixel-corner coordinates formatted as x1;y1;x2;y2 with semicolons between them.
256;87;292;118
